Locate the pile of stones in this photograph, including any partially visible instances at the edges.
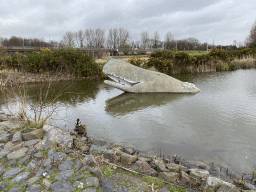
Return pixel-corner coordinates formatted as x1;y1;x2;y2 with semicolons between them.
0;112;255;192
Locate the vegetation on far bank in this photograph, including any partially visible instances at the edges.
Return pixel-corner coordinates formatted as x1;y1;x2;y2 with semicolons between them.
129;47;256;75
0;47;105;79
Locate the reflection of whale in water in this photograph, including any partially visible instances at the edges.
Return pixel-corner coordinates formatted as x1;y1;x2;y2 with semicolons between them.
105;93;189;116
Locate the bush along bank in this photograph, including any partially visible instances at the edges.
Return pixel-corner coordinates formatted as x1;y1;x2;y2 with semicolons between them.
1;113;256;192
0;48;105;80
129;48;256;75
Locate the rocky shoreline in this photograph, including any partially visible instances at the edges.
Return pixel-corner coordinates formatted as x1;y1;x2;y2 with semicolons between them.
0;113;255;192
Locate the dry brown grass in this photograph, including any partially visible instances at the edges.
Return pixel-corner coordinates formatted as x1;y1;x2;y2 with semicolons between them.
231;55;256;69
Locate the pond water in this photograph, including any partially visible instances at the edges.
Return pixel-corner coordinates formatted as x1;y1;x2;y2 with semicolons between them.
1;69;256;176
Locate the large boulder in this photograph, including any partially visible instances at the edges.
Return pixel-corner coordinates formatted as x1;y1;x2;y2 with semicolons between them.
43;125;73;148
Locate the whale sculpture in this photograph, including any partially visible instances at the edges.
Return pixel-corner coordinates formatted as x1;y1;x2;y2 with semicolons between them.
102;58;200;93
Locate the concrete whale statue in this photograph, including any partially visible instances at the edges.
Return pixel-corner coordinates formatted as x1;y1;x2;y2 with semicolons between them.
102;58;200;93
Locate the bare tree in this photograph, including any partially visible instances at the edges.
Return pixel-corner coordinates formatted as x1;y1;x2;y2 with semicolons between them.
62;31;75;47
118;28;130;48
107;28;119;49
74;30;85;48
85;28;96;49
164;32;174;49
245;20;256;48
153;31;160;49
141;31;149;49
95;28;105;48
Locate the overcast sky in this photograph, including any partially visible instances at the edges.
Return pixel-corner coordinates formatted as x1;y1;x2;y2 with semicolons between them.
1;0;256;46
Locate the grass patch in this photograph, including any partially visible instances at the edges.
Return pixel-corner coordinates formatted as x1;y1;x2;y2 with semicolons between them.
184;50;207;55
119;180;129;186
168;184;188;192
41;149;48;156
142;176;164;187
101;166;113;179
116;169;126;174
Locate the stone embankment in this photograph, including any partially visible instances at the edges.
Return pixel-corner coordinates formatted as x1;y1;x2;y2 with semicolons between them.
0;112;255;192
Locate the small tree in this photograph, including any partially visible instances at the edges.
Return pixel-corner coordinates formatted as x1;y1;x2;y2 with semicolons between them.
245;20;256;48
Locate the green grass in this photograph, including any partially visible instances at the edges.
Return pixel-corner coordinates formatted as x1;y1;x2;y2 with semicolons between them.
142;176;164;187
184;50;207;55
101;166;113;179
41;149;48;156
168;184;188;192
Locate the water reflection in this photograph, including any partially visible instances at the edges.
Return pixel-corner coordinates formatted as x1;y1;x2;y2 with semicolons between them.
105;93;187;116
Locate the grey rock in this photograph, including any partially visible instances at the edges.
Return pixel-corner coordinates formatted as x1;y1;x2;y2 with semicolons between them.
58;160;74;171
85;177;99;188
101;178;115;192
26;176;40;184
26;184;42;192
36;165;52;177
34;151;43;158
84;154;97;166
55;169;74;180
25;139;41;147
91;167;104;180
12;132;22;142
157;162;169;172
22;129;44;141
0;121;21;130
48;148;56;160
66;149;74;154
74;159;82;169
27;160;40;170
244;182;256;190
11;172;31;183
7;147;28;160
50;181;75;192
217;184;239;192
120;152;138;164
43;178;51;189
0;114;8;121
159;189;170;192
9;160;16;166
74;181;84;189
200;176;235;190
158;172;179;183
81;165;90;172
189;168;209;179
133;160;153;175
21;127;35;133
82;188;97;192
2;167;20;180
27;147;37;155
53;152;66;161
19;155;30;165
43;158;52;167
90;144;106;155
103;58;200;93
4;141;14;149
8;184;24;192
0;181;9;191
80;145;90;152
104;150;115;159
116;185;129;192
43;125;73;148
42;139;56;150
74;173;85;180
0;148;11;158
0;166;5;176
0;133;11;143
123;147;135;155
166;163;188;173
